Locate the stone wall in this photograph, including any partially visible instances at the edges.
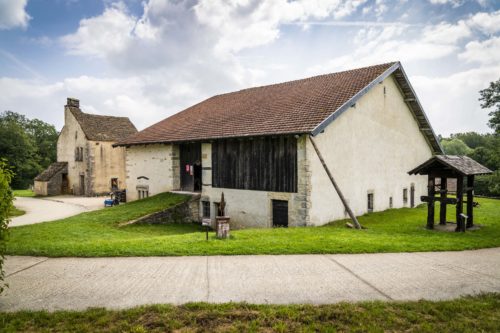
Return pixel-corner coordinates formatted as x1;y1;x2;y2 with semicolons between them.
131;196;200;225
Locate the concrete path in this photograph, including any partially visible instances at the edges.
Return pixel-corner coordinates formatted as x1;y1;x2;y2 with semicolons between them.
2;248;499;312
11;196;105;227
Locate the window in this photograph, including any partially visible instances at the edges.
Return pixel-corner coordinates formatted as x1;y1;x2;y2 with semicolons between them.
403;188;408;205
389;197;393;208
75;147;84;161
136;185;149;199
202;201;210;218
111;178;118;190
367;193;374;212
138;190;149;199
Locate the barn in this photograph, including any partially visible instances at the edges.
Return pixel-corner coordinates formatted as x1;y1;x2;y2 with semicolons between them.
116;62;442;228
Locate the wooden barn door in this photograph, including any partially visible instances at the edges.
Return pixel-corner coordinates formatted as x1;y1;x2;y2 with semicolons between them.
179;143;202;192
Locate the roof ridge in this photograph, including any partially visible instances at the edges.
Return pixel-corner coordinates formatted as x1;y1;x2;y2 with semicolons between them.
212;61;399;98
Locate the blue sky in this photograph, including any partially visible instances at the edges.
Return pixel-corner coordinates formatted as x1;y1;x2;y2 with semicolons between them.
0;0;499;136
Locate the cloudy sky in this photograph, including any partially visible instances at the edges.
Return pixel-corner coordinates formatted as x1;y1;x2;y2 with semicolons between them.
0;0;499;136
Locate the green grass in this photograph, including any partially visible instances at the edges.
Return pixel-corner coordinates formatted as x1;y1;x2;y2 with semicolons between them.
5;193;500;257
8;206;25;217
12;189;36;197
1;294;498;332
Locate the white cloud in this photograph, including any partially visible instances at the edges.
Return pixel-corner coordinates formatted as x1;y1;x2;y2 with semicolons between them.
428;0;464;7
422;21;471;44
467;10;500;35
459;36;500;65
412;65;499;135
61;2;136;58
0;0;31;30
194;0;368;56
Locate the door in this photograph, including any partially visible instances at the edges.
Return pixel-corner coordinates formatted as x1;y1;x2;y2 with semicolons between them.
79;175;85;196
61;174;69;194
179;143;202;192
272;200;288;227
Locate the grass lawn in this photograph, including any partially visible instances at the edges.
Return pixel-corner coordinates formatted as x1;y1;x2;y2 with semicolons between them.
5;193;500;257
8;206;25;217
1;294;498;332
12;189;36;197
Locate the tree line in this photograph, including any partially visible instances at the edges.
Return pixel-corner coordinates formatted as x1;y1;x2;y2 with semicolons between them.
0;111;58;189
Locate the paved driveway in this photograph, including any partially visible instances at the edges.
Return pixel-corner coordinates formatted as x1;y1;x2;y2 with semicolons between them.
2;248;499;311
11;196;105;227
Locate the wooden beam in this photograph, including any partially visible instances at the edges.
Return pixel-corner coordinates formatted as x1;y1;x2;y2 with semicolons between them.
427;176;435;230
440;177;447;225
309;135;362;229
455;176;464;232
467;175;474;228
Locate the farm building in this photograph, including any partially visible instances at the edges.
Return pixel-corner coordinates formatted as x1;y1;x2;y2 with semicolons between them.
116;62;442;227
34;98;137;196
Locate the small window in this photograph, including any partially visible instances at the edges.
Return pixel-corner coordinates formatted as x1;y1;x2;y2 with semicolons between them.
111;178;118;190
389;197;393;208
403;188;408;205
202;201;210;218
75;147;84;161
367;193;374;213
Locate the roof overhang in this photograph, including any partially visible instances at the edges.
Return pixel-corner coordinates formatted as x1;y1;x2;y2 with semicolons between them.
311;61;443;155
113;132;307;148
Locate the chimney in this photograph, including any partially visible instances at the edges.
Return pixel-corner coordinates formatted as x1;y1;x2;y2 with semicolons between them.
66;97;80;108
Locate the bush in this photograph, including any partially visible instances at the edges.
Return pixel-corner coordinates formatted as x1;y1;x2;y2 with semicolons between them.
475;171;500;197
0;160;13;294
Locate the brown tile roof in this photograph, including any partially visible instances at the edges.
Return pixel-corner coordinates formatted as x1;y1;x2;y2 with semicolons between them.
116;62;441;154
408;155;493;176
34;162;68;182
69;107;137;142
118;62;396;145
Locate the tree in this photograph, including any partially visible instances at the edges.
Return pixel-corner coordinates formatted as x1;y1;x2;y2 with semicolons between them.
0;111;58;189
440;138;473;155
479;78;500;135
0;120;39;189
0;160;13;295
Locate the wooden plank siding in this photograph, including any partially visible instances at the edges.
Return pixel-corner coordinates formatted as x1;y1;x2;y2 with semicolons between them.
212;136;297;193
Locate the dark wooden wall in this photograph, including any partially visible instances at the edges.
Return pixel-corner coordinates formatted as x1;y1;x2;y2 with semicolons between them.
212;136;297;193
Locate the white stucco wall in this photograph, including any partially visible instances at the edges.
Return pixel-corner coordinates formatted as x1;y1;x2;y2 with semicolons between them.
307;75;433;225
57;107;88;195
125;144;179;201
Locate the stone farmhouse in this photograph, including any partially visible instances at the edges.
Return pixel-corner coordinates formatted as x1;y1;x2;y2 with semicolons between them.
34;98;137;196
116;62;443;228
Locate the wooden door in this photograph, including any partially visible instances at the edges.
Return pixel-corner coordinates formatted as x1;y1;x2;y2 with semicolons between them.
272;200;288;227
61;174;69;194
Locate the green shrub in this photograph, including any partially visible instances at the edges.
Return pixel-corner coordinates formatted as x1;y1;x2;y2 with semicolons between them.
0;160;13;294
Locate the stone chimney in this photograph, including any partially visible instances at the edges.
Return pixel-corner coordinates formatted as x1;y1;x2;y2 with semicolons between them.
66;97;80;108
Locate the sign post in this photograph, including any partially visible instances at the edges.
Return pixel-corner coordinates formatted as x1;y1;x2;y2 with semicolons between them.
202;218;211;241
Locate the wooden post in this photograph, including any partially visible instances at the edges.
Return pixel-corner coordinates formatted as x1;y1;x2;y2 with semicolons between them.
467;175;474;228
455;176;464;232
427;175;435;229
309;136;362;229
439;177;447;225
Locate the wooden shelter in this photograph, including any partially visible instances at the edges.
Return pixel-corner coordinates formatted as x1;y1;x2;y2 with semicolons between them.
408;155;492;231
